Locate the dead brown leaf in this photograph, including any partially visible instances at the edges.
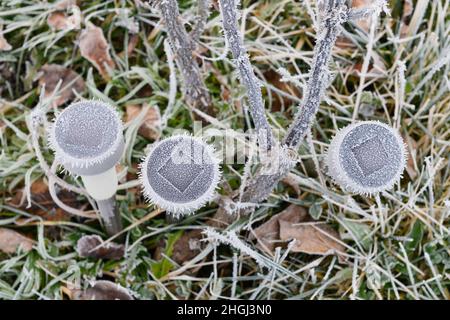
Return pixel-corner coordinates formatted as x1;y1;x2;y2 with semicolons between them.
126;104;161;140
79;23;115;80
0;228;34;254
403;133;417;179
77;235;125;260
38;64;85;108
250;205;308;253
279;220;345;256
172;229;204;265
72;281;133;300
47;6;81;31
8;179;80;221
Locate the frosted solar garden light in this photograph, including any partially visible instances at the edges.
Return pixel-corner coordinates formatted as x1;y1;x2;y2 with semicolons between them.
139;135;221;217
326;121;407;195
49;100;124;236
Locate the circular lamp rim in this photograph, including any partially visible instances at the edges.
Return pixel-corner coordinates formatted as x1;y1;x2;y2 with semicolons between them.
48;100;124;174
139;134;221;216
326;120;407;195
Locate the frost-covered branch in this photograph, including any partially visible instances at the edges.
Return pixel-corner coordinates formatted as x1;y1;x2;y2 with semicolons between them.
283;0;348;148
218;0;274;150
159;0;214;115
190;0;211;43
222;0;387;208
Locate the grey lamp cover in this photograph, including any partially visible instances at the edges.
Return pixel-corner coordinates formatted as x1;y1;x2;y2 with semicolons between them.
326;121;407;195
49;100;124;176
140;135;221;216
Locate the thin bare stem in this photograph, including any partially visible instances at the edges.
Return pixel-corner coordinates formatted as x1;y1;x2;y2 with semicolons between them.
159;0;214;116
218;0;274;150
283;0;348;148
190;0;211;43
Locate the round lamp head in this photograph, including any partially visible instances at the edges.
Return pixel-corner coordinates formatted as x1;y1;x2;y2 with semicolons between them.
139;135;221;217
326;121;407;195
49;100;124;176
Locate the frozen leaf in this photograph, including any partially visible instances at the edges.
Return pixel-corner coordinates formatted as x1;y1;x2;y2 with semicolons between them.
79;23;115;80
9;179;77;221
47;5;81;31
38;64;85;107
279;221;345;256
0;27;12;51
77;235;125;260
73;280;133;300
115;8;139;34
339;218;373;250
250;205;307;253
172;229;203;265
126;104;161;140
0;228;34;254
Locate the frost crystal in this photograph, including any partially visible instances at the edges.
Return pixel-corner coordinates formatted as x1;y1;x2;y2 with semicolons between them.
48;100;124;176
139;135;221;217
326;121;407;195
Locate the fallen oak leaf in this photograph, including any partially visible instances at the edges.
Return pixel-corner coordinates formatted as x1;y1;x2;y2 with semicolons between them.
38;64;85;108
79;23;115;80
126;103;161;140
250;205;308;253
0;228;34;254
279;220;345;257
76;235;125;260
72;280;133;300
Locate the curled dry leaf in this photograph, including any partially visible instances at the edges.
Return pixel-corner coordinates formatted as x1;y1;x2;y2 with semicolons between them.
73;280;133;300
79;23;115;80
250;205;308;253
126;104;161;140
0;27;12;51
0;228;34;254
279;221;345;256
47;5;81;31
38;64;85;108
77;235;125;260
